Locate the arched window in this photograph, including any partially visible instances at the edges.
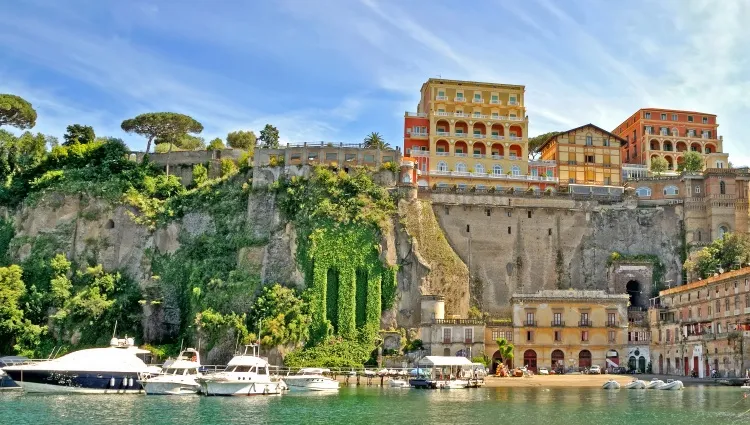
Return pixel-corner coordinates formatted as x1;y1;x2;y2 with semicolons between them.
402;173;412;183
456;162;467;173
511;165;521;176
475;163;485;174
493;164;503;175
663;185;679;196
720;181;726;195
635;187;652;197
719;226;729;238
437;161;448;172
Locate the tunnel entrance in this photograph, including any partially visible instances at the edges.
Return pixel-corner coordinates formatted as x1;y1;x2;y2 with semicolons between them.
626;280;642;308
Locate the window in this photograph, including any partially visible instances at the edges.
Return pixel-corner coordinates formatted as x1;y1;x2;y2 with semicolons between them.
474;93;481;101
507;211;511;217
509;96;517;105
493;164;503;175
635;187;652;197
437;161;448;172
603;138;609;147
325;152;338;161
663;186;679;196
475;163;485;174
726;298;730;311
581;312;589;325
672;114;678;121
512;165;520;176
688;115;694;122
438;90;445;98
608;330;615;342
645;112;651;119
645;126;653;134
607;312;616;326
554;330;562;341
661;113;666;120
364;154;375;162
586;135;593;146
456;162;467;173
443;328;451;343
716;300;721;313
720;181;726;194
526;312;535;326
553;312;562;325
696;186;701;194
581;331;589;342
526;331;533;342
290;153;301;161
491;95;499;103
456;92;464;100
703;117;708;124
465;328;473;343
505;331;513;341
508;226;511;234
585;155;594;163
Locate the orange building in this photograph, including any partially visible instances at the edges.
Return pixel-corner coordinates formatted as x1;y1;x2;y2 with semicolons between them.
614;108;728;172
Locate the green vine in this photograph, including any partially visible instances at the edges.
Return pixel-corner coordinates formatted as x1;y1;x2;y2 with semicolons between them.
608;251;665;296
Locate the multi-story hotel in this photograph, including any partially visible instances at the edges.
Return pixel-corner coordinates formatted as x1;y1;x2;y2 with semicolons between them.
538;124;625;191
510;290;629;373
614;108;729;173
650;267;750;378
404;78;557;192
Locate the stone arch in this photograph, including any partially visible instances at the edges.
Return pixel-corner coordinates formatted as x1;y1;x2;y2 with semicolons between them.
523;349;537;372
443;348;451;356
551;349;565;369
638;356;646;373
718;225;730;238
720;181;726;195
579;350;592;369
650;139;661;151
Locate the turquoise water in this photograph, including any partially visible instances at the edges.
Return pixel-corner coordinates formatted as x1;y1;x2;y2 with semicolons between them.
1;386;748;424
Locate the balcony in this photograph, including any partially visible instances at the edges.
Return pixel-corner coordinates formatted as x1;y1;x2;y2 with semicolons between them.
508;155;521;160
490;99;501;105
472;114;489;119
509;136;523;141
473;134;487;139
454;112;468;118
428;171;558;183
578;320;592;327
453;171;470;176
606;321;619;327
436;95;448;101
435;152;449;157
443;338;451;344
455;97;466;102
491;154;503;160
436;131;450;137
490;135;505;140
508;100;519;106
455;152;467;157
524;320;537;327
410;132;428;138
408;150;429;158
508;116;524;121
405;112;427;118
433;319;483;325
472;153;485;158
551;321;565;327
436;111;450;116
472;98;484;104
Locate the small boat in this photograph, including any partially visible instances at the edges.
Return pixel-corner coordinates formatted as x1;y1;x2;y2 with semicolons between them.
0;357;27;390
741;380;750;390
140;348;202;395
645;379;664;389
623;379;646;389
602;379;621;390
440;380;469;389
197;345;285;396
284;368;339;391
389;379;410;388
656;379;684;390
1;337;159;394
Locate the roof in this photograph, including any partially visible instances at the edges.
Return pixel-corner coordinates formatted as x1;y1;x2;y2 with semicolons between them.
537;123;628;152
418;356;474;367
637;107;716;117
511;290;630;302
422;78;524;92
659;267;750;296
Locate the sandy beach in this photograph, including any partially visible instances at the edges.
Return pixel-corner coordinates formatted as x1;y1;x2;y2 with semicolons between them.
484;374;631;388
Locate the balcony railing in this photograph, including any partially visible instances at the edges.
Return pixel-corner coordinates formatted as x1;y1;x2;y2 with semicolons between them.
443;338;451;344
436;111;450;116
508;116;524;121
464;338;473;344
508;100;519;105
551;321;565;327
455;97;465;102
410;132;428;138
405;112;427;117
436;131;450;136
509;136;522;141
435;152;449;157
472;153;485;158
606;321;619;327
490;99;501;104
472;98;484;104
523;320;537;327
436;95;448;100
455;153;467;157
579;320;592;327
408;150;429;158
473;134;486;139
491;154;503;160
428;171;559;182
490;135;504;140
433;319;483;325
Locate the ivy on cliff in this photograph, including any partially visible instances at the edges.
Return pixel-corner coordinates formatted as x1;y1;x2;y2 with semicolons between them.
273;167;396;364
608;251;666;296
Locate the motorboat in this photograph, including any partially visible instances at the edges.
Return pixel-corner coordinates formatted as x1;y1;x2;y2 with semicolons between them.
197;345;285;396
602;379;621;390
645;378;664;389
440;380;469;389
0;357;27;390
389;378;411;388
140;348;202;395
284;368;339;391
656;379;684;390
741;380;750;390
623;379;646;389
0;337;159;394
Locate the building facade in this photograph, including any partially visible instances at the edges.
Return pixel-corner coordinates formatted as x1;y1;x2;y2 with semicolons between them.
403;79;557;192
650;268;750;378
419;296;485;358
510;290;629;373
538;124;625;190
614;108;729;172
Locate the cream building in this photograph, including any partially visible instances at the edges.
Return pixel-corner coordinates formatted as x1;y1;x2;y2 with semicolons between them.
510;290;629;373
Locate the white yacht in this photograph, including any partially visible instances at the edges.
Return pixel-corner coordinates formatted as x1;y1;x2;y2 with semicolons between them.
197;345;285;396
284;368;339;391
140;348;202;395
0;337;159;394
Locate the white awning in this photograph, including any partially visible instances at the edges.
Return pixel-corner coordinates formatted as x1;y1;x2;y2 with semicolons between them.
418;356;474;367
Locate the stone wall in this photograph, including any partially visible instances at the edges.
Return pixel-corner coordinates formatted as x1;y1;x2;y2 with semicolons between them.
432;195;684;314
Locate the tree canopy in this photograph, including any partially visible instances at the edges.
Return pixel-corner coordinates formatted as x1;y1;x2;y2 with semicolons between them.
363;132;389;149
207;137;225;151
63;124;96;146
121;112;203;155
527;131;561;159
258;124;279;149
248;284;311;348
226;130;256;150
0;94;37;130
650;156;668;175
684;232;750;280
680;151;704;172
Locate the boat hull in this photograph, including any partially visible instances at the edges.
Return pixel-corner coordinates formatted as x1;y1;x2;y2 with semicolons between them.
389;379;410;388
4;369;145;394
285;379;339;392
624;380;646;389
646;380;664;389
142;379;201;395
657;381;684;390
602;381;621;390
200;380;284;396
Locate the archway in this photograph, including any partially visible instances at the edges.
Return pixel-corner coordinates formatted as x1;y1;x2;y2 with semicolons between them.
579;350;592;369
606;350;619;371
443;348;450;356
524;350;537;372
638;356;647;373
626;280;641;308
551;349;565;370
719;225;729;238
628;356;637;371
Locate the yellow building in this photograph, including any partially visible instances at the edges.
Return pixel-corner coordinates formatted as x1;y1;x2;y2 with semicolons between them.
539;124;625;191
405;79;557;192
511;290;629;373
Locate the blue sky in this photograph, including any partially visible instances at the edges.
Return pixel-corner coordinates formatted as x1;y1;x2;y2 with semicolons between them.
2;0;749;164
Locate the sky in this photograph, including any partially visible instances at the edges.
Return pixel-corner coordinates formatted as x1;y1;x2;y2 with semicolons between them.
1;0;750;164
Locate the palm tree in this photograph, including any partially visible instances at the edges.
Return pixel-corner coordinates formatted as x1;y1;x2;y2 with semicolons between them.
363;132;389;149
495;337;515;366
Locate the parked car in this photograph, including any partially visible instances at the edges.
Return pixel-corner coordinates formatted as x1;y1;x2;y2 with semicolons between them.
589;365;601;374
538;367;549;375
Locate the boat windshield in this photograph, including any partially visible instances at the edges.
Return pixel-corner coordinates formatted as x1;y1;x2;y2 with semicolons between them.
226;365;255;373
